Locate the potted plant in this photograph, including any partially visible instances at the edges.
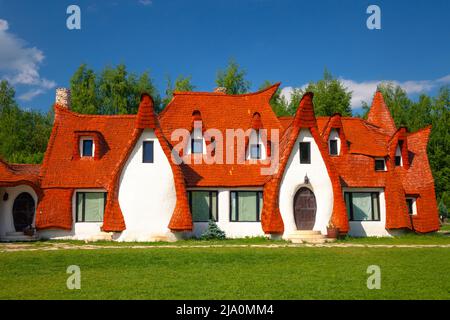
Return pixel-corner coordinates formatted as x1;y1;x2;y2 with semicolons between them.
326;221;340;239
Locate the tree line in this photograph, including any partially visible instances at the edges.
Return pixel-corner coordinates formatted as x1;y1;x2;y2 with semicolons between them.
0;61;448;212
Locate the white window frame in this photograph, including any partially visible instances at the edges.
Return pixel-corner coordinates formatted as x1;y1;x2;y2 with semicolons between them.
328;129;340;156
375;158;387;171
80;137;95;158
406;197;417;215
395;145;403;167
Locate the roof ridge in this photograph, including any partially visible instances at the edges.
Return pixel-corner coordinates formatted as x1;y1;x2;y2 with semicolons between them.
54;104;136;119
173;82;280;98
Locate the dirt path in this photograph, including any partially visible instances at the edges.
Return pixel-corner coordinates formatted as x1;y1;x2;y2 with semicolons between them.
1;242;450;252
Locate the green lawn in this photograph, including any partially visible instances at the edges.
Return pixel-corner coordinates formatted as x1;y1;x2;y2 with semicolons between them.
1;246;449;299
440;224;450;231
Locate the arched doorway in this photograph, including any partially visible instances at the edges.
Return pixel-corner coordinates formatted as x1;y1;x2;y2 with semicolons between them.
12;192;35;232
293;187;317;230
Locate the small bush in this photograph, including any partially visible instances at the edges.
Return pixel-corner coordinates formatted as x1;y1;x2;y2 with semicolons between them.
439;201;448;222
200;220;226;240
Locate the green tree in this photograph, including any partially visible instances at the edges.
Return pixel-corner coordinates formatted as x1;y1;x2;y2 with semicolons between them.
70;64;98;114
259;80;289;116
70;64;161;115
216;60;250;95
0;80;52;164
301;69;352;116
162;75;195;108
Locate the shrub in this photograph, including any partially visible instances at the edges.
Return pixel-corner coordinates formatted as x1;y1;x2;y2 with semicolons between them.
200;220;226;240
439;201;448;222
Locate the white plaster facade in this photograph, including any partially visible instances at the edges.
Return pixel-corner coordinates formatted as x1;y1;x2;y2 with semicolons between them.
0;185;37;237
186;187;265;239
344;187;391;237
117;129;177;241
278;129;334;236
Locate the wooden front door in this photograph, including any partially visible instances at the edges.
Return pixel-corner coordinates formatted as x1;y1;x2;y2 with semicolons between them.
12;192;35;232
293;188;317;230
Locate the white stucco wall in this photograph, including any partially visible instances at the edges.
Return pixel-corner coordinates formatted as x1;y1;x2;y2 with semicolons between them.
279;128;334;236
0;185;37;237
116;129;177;241
186;188;265;239
345;187;391;237
328;128;341;155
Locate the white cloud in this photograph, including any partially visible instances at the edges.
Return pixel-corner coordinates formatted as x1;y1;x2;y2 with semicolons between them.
138;0;152;6
18;89;45;101
0;18;56;101
281;75;450;109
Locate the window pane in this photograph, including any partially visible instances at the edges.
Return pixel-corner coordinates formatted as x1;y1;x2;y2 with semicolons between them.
258;192;263;221
250;144;261;159
211;192;218;221
372;193;380;220
238;192;258;221
329;140;338;155
191;192;210;222
192;139;203;153
76;193;83;222
299;142;311;164
143;141;154;163
344;193;351;219
375;159;385;171
83;140;93;157
406;199;414;215
231;192;237;221
83;193;105;222
351;193;372;221
395;156;401;166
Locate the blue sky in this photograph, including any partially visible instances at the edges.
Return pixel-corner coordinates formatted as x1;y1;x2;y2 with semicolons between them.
0;0;449;113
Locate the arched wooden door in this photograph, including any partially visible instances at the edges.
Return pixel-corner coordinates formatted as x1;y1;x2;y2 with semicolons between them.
12;192;35;232
293;188;317;230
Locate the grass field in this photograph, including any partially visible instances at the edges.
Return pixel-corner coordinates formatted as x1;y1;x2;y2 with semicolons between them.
1;244;450;299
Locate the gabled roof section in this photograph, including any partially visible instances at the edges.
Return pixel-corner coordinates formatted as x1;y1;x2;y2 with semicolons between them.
0;159;41;193
159;83;283;187
367;91;397;136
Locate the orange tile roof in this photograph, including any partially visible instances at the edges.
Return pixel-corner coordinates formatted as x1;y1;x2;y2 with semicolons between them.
0;85;439;234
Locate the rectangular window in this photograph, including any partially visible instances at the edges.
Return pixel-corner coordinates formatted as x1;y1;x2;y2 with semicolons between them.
406;197;416;215
375;158;386;171
82;139;93;157
143;141;154;163
230;191;263;222
191;139;203;154
76;192;107;222
344;192;380;221
188;191;218;222
250;144;261;159
395;156;402;166
299;142;311;164
329;139;338;156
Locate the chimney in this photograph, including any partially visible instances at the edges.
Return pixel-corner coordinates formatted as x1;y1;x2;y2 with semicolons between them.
214;87;227;94
55;88;71;109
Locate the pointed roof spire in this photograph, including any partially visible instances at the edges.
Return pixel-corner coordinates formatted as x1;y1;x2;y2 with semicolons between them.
367;91;397;136
136;93;157;129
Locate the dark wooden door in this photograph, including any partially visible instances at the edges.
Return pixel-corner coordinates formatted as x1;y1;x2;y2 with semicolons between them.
13;193;35;232
293;188;317;230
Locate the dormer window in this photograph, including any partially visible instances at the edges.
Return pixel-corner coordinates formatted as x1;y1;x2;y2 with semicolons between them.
250;144;261;159
81;138;94;157
328;129;340;156
375;158;386;171
191;138;203;154
395;142;403;166
247;129;266;160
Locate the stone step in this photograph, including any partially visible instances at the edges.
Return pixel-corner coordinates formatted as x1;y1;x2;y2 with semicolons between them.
290;230;322;236
288;234;326;239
